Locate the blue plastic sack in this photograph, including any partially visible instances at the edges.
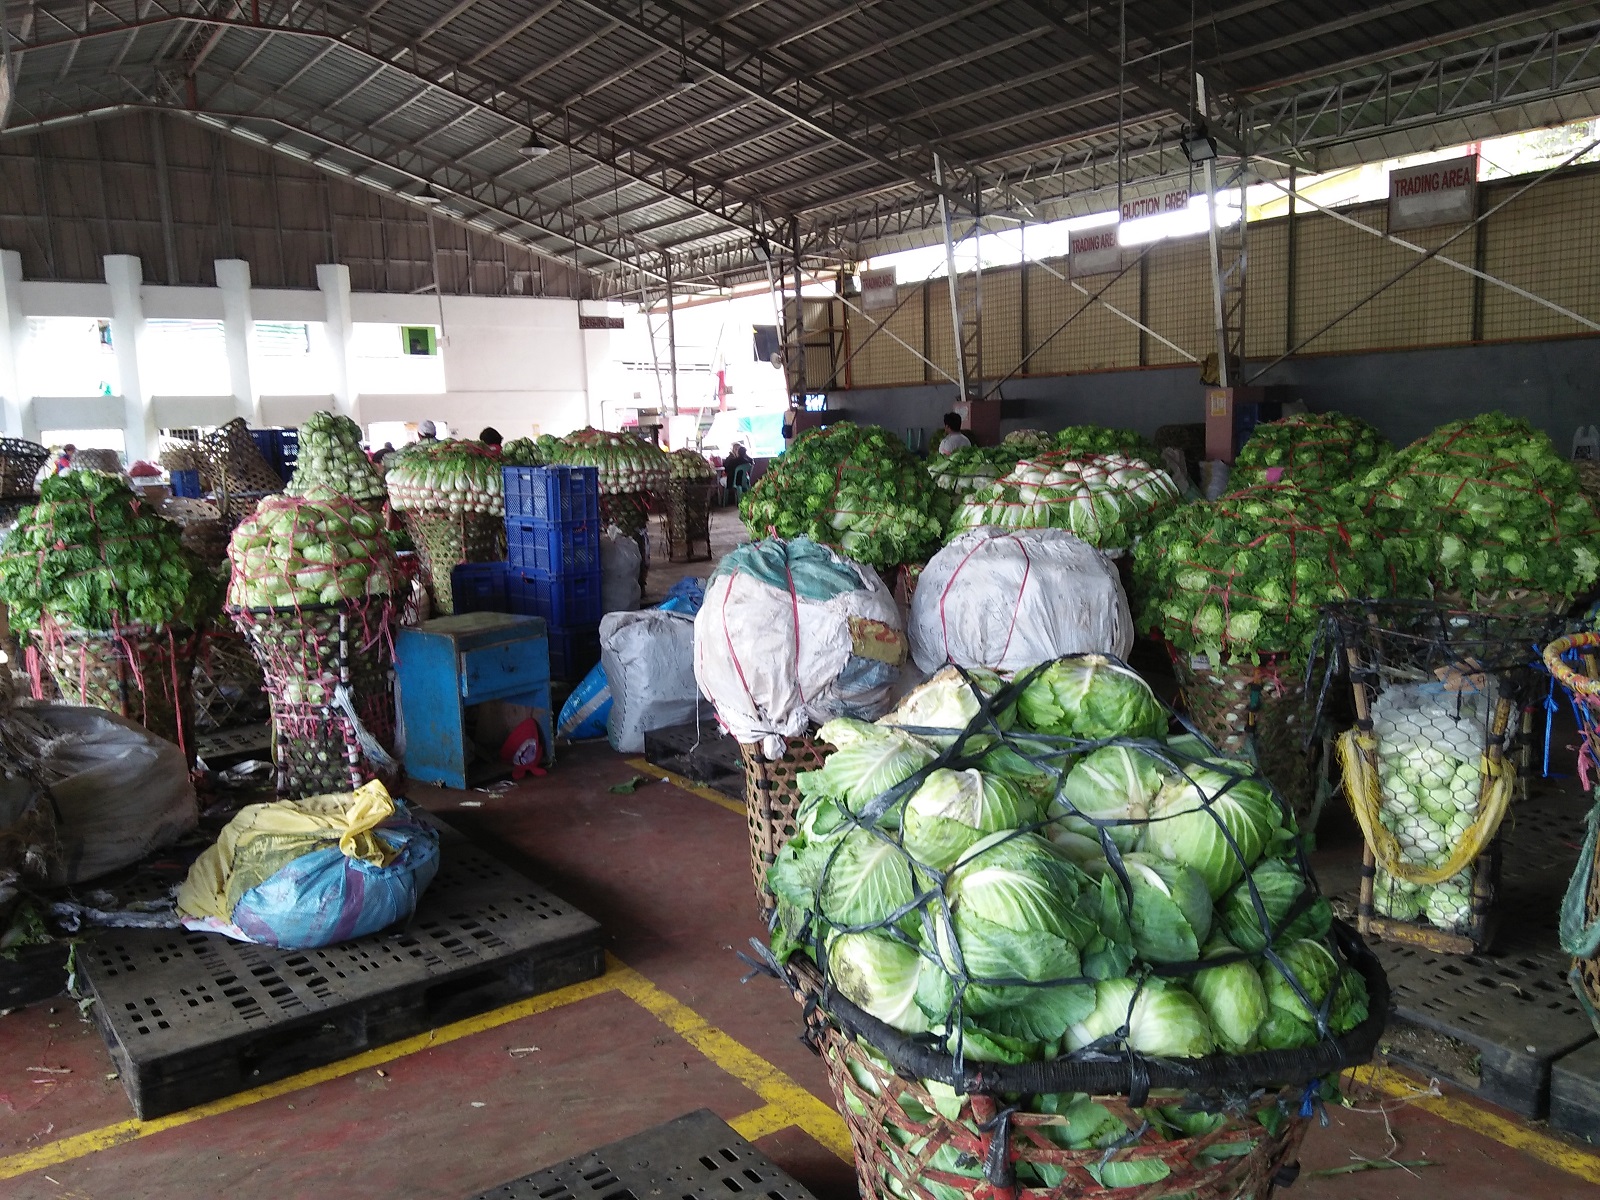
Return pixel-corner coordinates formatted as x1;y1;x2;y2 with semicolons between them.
659;577;706;615
229;811;439;949
558;661;612;740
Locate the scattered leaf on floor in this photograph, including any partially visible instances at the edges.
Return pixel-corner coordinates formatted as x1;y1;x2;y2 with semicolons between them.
609;776;649;794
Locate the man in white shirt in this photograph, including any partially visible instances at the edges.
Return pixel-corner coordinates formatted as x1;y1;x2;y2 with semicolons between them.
938;412;972;455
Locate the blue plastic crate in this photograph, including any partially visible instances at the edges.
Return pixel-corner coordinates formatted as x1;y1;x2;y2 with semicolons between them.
547;624;601;683
507;519;602;576
250;428;300;484
508;569;602;628
503;466;600;524
450;562;509;614
170;469;201;498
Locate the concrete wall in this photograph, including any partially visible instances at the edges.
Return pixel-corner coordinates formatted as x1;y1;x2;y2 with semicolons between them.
821;335;1600;448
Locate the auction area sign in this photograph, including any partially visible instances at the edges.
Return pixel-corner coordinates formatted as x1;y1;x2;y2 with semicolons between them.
1120;188;1189;222
1388;154;1477;231
1069;226;1123;278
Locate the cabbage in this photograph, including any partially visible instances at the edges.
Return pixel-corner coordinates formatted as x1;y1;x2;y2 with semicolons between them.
1027;1092;1172;1190
799;718;936;814
1257;938;1370;1049
882;666;1012;747
1219;859;1333;952
925;832;1105;1039
1052;744;1167;851
827;931;932;1034
902;769;1029;870
1090;853;1213;964
1142;763;1284;898
767;822;920;937
1065;977;1216;1059
1017;655;1166;739
1192;937;1270;1052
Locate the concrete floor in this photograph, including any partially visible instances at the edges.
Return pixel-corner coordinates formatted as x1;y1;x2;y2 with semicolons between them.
1;517;1598;1197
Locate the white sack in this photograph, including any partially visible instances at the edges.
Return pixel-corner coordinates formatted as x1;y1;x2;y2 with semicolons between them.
602;610;700;753
601;529;643;614
909;526;1133;675
13;705;199;885
694;540;906;758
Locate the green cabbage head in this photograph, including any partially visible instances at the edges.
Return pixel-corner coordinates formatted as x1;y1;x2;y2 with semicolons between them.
1017;655;1167;740
1065;977;1216;1059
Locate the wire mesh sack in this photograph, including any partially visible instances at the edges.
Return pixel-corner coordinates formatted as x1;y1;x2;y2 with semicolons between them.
1320;601;1558;948
761;656;1381;1082
201;418;286;496
0;438;49;498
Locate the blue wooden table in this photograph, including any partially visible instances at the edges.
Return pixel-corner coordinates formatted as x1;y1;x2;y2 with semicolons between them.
396;612;554;789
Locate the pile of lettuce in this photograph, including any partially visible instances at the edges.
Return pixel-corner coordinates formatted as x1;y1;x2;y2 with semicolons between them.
668;449;717;483
1231;412;1391;493
545;427;670;495
925;444;1019;497
1351;412;1600;604
741;422;947;568
951;452;1179;548
769;655;1368;1067
1054;424;1159;462
1001;429;1054;456
0;471;216;633
1133;482;1401;666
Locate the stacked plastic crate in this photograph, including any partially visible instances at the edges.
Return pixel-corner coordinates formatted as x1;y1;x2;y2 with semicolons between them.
503;465;603;682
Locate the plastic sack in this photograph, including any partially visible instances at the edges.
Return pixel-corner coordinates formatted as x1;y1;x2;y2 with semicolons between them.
558;662;612;741
694;536;908;757
601;529;643;614
175;779;439;949
601;609;699;753
659;577;705;615
4;705;199;886
909;527;1132;676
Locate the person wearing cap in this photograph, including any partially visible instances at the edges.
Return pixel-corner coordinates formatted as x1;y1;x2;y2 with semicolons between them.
416;420;437;442
479;427;503;451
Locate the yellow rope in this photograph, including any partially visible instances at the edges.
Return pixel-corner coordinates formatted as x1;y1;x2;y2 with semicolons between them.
1336;729;1513;886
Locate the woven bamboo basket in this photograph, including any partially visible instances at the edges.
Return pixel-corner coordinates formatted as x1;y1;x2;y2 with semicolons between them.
1170;649;1313;826
401;510;503;615
818;1021;1311;1200
0;439;49;498
191;626;269;732
740;732;831;918
666;481;714;562
32;619;201;763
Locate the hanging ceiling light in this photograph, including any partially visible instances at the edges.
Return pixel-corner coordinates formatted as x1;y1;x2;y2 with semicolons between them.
1180;123;1219;164
671;62;696;93
412;184;444;206
518;130;552;159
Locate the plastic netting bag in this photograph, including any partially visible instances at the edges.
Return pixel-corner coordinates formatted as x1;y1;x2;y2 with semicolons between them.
951;453;1178;548
288;412;386;505
695;536;908;756
765;655;1375;1078
1133;482;1394;667
908;528;1132;675
227;492;397;611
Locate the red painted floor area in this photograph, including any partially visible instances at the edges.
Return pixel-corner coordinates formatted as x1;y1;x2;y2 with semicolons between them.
0;742;1596;1199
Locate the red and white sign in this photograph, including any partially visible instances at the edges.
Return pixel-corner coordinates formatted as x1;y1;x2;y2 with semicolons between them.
860;267;898;311
1069;226;1123;278
1388;154;1477;231
1120;188;1190;222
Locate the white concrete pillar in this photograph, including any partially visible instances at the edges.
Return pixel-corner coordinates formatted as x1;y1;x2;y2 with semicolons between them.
104;254;154;461
0;251;28;438
215;258;260;424
317;263;356;420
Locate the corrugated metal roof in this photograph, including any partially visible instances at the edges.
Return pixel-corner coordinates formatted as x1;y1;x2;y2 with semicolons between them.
6;0;1600;293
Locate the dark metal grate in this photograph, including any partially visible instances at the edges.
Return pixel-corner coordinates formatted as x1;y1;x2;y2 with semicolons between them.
83;818;603;1118
471;1110;818;1200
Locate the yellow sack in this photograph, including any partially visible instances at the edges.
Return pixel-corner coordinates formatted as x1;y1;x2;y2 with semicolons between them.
177;780;398;922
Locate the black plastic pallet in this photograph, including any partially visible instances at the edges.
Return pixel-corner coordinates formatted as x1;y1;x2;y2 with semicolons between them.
1550;1038;1600;1144
644;718;745;801
195;722;272;765
1371;786;1597;1116
81;818;603;1119
0;941;70;1009
469;1108;819;1200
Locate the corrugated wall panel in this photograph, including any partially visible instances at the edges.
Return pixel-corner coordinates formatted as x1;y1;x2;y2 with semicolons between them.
1244;222;1288;361
980;266;1022;382
926;280;958;384
852;285;925;386
1143;239;1211;367
1482;172;1600;341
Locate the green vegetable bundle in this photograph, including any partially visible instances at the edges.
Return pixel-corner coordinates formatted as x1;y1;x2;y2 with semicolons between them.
951;452;1179;548
925;444;1017;496
385;440;504;516
287;411;385;505
769;656;1369;1068
543;427;669;495
226;491;395;610
1133;482;1399;667
1232;412;1390;493
1001;428;1053;456
0;471;215;633
500;437;545;467
668;448;716;483
1054;424;1158;461
1353;412;1600;606
740;422;947;568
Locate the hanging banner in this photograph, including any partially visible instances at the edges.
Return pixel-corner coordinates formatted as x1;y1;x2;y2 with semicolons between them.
1069;226;1123;278
860;267;898;311
1388;154;1477;231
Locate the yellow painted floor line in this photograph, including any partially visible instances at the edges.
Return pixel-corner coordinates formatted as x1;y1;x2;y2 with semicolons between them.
628;757;746;816
1348;1063;1600;1184
608;954;852;1162
728;1102;797;1143
0;967;624;1182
